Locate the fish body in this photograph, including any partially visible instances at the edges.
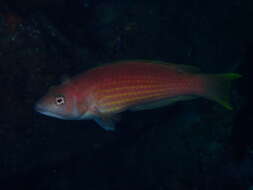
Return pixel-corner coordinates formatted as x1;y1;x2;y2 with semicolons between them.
35;60;241;131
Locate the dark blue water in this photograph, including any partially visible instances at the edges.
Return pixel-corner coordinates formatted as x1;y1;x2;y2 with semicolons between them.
0;0;252;189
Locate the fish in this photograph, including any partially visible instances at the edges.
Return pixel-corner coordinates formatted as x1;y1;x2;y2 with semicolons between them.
35;60;241;131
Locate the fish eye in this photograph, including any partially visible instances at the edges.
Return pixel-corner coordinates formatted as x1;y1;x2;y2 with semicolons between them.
55;95;65;105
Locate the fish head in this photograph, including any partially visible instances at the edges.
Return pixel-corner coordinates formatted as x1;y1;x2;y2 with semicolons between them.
35;85;81;120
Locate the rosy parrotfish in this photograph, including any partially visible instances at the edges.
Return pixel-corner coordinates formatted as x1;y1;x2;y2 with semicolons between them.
35;60;241;131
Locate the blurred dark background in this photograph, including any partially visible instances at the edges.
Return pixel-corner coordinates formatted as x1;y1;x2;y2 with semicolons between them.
0;0;252;189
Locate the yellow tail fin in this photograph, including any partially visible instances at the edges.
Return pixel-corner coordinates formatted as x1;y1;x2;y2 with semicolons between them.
204;73;242;110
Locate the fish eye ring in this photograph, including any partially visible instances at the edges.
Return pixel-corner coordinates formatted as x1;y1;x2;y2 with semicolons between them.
55;95;65;105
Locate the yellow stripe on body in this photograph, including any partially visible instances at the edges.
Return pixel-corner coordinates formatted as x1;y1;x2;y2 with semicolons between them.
96;79;171;114
100;105;123;114
100;90;170;113
97;81;167;94
101;86;170;101
98;85;149;93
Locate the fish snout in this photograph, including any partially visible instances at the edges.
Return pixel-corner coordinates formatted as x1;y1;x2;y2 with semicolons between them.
34;101;46;113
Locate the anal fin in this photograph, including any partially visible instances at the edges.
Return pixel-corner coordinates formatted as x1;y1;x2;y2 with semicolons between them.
130;96;197;111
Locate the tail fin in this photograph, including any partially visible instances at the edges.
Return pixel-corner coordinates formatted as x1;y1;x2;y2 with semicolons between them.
203;73;242;110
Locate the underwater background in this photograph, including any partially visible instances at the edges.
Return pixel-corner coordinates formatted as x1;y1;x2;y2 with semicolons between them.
0;0;252;189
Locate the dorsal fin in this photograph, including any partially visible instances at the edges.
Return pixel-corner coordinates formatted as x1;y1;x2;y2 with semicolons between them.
102;59;201;73
116;59;201;73
148;60;201;73
169;63;201;73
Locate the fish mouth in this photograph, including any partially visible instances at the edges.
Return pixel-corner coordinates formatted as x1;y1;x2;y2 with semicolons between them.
35;103;65;119
34;103;47;114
